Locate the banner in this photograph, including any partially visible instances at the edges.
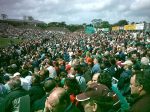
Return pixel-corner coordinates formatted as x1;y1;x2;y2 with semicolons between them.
85;26;95;34
135;23;144;30
112;26;119;31
124;24;136;30
101;28;109;32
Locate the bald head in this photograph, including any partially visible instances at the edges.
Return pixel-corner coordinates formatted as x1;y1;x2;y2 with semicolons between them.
45;87;70;112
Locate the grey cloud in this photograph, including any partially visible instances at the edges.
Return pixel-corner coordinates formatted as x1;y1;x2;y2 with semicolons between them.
0;0;149;24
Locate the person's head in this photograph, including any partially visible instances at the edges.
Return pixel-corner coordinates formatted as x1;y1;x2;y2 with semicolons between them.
93;58;98;64
39;69;49;81
9;78;21;90
13;72;21;79
64;77;81;95
3;75;10;84
45;87;70;112
130;69;150;96
121;60;133;70
31;74;41;85
141;57;149;67
76;83;112;112
44;79;56;93
98;72;112;89
72;64;82;75
86;57;93;65
117;46;122;52
131;53;137;60
92;73;100;83
72;59;80;66
70;66;76;75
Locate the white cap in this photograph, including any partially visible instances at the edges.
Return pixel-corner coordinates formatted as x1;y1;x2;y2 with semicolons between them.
13;72;21;77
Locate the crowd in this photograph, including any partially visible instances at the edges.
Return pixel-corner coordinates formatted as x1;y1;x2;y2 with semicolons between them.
0;23;66;39
0;25;150;112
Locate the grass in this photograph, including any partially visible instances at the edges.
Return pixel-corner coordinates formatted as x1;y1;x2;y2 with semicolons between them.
0;37;22;47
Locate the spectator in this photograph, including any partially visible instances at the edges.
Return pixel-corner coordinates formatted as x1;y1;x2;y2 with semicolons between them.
33;79;56;112
140;57;150;69
130;69;150;112
13;72;31;91
64;78;81;104
91;57;101;75
87;73;100;85
76;83;113;112
74;65;87;92
44;87;81;112
118;60;133;95
1;78;28;112
29;74;45;106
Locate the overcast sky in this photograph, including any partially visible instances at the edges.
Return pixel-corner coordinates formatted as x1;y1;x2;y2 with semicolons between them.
0;0;150;24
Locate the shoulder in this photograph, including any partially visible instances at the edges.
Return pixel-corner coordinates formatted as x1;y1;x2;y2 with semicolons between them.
130;94;150;112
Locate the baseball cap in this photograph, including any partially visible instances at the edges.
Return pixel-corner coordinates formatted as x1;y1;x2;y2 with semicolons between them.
76;83;111;102
13;72;21;78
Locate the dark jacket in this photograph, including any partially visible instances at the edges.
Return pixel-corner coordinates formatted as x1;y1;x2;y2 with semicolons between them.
29;84;45;105
2;87;28;112
118;69;132;95
65;103;81;112
130;94;150;112
33;94;49;111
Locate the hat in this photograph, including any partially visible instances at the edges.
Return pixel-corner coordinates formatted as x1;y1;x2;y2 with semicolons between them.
13;72;21;77
121;60;133;66
76;83;110;102
141;57;149;65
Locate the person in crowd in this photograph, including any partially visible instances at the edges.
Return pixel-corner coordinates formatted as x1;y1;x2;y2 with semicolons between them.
76;83;113;112
13;72;31;91
1;78;28;112
140;57;150;69
29;74;45;106
130;53;141;71
98;71;112;89
73;65;87;92
0;75;7;97
87;73;100;85
118;60;133;95
33;79;56;112
91;57;101;75
64;78;81;104
0;23;150;112
45;60;57;79
130;69;150;112
44;87;81;112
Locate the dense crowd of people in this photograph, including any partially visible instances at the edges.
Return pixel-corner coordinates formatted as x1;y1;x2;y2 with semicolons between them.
0;25;150;112
0;23;66;39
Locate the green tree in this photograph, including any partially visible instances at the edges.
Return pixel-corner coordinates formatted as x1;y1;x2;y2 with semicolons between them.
100;21;110;28
37;23;47;29
115;20;128;26
59;22;66;27
66;24;83;32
